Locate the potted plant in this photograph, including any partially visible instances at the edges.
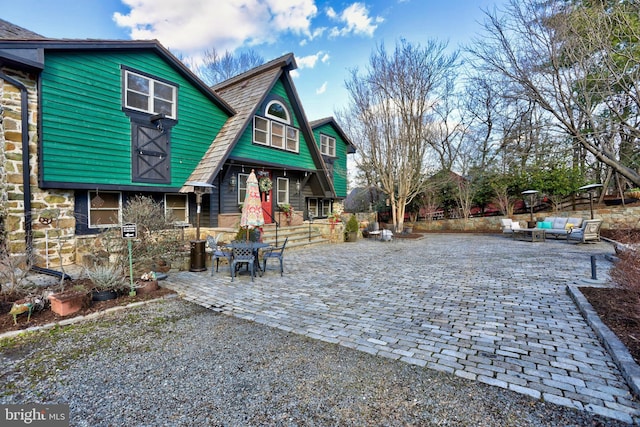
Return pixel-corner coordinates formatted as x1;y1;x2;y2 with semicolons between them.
345;214;359;242
135;271;159;295
235;227;260;242
85;264;127;301
278;203;294;225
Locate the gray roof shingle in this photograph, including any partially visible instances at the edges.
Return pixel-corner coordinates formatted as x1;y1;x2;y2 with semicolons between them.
0;18;45;40
182;55;292;187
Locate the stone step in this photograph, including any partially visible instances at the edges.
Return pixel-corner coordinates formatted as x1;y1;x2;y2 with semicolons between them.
261;223;330;250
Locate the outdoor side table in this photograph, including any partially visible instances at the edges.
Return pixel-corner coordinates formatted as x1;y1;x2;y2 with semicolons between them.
368;230;381;240
513;228;545;242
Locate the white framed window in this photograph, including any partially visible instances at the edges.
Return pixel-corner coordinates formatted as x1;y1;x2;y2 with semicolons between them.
321;200;331;217
253;116;269;145
271;122;285;149
266;100;290;123
276;178;289;205
286;127;299;152
308;198;318;218
165;194;188;223
252;116;300;153
88;191;121;228
237;173;249;205
320;134;336;157
124;69;177;118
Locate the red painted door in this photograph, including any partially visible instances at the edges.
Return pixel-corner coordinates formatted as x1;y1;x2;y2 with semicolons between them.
260;171;272;223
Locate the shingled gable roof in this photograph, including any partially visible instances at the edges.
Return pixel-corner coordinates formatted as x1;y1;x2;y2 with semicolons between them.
310;117;357;154
181;53;335;197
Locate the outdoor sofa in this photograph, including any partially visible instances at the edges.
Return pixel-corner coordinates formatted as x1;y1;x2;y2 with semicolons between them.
502;216;602;243
536;217;584;239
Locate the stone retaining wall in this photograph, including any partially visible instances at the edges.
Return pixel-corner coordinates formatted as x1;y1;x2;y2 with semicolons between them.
414;206;640;233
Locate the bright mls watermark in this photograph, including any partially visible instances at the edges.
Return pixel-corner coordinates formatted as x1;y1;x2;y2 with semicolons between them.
1;404;69;426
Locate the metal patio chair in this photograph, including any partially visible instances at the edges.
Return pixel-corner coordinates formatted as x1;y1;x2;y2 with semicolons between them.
230;241;256;282
206;235;232;275
262;237;288;276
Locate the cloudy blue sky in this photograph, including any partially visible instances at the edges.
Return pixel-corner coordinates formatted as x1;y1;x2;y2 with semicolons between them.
1;0;507;120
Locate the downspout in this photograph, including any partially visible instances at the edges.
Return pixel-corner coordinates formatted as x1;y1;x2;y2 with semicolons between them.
0;72;33;261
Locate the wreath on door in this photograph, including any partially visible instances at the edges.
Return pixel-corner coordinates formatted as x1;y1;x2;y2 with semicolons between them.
258;177;272;193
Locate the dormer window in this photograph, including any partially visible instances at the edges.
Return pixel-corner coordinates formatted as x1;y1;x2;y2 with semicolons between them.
253;99;299;153
266;101;290;123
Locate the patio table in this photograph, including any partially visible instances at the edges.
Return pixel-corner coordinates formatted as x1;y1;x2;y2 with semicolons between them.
224;241;270;276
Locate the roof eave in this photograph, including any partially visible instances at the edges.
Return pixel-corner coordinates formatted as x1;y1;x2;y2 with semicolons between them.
0;39;236;116
310;116;357;154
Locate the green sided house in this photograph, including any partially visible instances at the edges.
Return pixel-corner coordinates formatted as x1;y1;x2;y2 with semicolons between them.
309;117;356;216
182;53;356;228
0;19;355;266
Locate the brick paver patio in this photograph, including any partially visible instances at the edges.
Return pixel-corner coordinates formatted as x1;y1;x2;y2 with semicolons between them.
162;233;640;423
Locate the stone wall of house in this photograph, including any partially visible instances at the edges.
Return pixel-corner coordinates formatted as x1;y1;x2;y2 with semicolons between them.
1;68;77;267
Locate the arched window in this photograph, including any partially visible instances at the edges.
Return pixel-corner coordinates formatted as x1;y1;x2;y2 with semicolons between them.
265;101;290;123
252;99;299;153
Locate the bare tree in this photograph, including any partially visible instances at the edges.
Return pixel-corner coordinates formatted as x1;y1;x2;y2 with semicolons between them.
340;39;459;233
198;48;264;85
454;177;475;221
468;0;640;187
430;77;467;172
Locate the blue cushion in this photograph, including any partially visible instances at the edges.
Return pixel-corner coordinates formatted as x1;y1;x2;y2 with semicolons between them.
538;221;552;229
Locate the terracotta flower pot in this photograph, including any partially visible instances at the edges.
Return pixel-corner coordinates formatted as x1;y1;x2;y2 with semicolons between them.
49;291;88;316
136;280;159;295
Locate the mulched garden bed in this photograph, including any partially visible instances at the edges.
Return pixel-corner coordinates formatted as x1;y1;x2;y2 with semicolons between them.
579;286;640;365
0;284;175;335
580;228;640;364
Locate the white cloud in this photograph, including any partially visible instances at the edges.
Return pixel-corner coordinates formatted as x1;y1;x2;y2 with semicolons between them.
326;2;383;38
316;81;328;95
113;0;317;54
296;51;328;69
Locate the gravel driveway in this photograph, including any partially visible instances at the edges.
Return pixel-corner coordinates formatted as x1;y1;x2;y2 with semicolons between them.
0;297;631;426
